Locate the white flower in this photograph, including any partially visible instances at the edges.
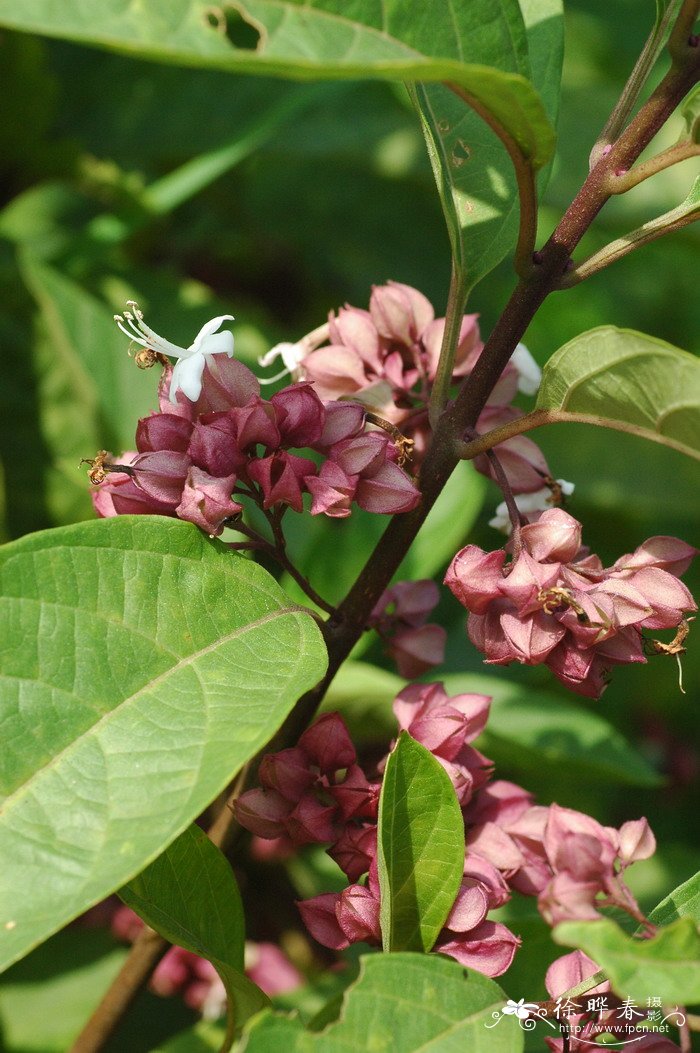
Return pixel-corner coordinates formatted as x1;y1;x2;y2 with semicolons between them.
114;301;234;403
489;480;575;533
258;341;307;385
511;342;542;396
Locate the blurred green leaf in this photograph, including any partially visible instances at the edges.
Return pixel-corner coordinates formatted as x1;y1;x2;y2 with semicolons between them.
155;1021;227;1052
553;916;700;1003
0;929;127;1052
0;2;555;169
320;660;403;742
282;460;486;609
648;869;700;927
0;516;326;970
378;733;464;953
442;674;662;787
120;824;267;1042
242;953;522;1051
21;255;159;451
536;325;700;460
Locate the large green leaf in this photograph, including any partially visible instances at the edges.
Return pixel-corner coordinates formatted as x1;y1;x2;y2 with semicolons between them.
120;824;268;1043
536;326;700;460
378;733;464;953
242;953;522;1052
0;2;554;171
413;0;563;290
553;916;700;1004
441;674;661;788
0;516;326;971
648;870;700;928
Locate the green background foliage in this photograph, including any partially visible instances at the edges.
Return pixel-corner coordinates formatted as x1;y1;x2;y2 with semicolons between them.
0;0;697;1049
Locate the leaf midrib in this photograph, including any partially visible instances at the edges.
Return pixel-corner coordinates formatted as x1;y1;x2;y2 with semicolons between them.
0;606;306;817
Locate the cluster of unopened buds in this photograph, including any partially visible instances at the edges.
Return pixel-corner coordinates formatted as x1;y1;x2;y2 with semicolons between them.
236;684;657;978
446;509;697;698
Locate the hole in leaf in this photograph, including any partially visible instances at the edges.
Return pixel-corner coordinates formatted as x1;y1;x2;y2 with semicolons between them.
204;6;261;49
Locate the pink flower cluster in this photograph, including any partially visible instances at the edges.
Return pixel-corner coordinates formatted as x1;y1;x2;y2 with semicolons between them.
92;355;420;535
369;579;447;679
270;280;553;495
237;682;657;979
446;509;697;697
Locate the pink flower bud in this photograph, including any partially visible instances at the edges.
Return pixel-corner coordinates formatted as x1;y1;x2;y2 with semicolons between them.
444;879;489;933
434;920;520;977
464;780;534;827
317;401;365;448
466;822;524;875
296;893;349;950
545;949;606;999
286;795;339;845
258;748;314;801
614;536;697;576
473;407;551;493
369;281;434;345
298;713;357;773
445;546;507;614
187;415;246;477
617;818;656;865
520;509;583;563
248;451;317;513
234;787;292;839
328;306;382;372
538;871;601;925
131;450;191;505
175;467;242;535
328;823;377;881
373;579;440;628
355;460;421;514
136;412;193;453
328;764;378;822
271;383;326;448
229;397;280;450
336;885;381;944
422;313;482;380
302;345;367;400
305;461;358;518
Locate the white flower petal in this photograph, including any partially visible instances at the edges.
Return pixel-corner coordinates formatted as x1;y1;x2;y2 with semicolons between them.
190;314;235;353
170;354;207;403
511;342;542;396
198;330;234;358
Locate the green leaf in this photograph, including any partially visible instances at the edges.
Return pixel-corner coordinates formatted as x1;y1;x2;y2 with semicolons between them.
320;660;403;742
0;1;554;171
679;85;700;143
0;929;129;1052
441;674;662;788
120;824;268;1042
412;0;563;290
536;325;700;460
378;733;464;953
21;255;160;452
0;516;326;971
242;952;522;1052
648;869;700;928
553;916;700;1004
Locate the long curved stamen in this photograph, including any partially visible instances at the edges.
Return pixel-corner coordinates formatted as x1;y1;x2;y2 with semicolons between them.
259;366;293;385
114;315;150;349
